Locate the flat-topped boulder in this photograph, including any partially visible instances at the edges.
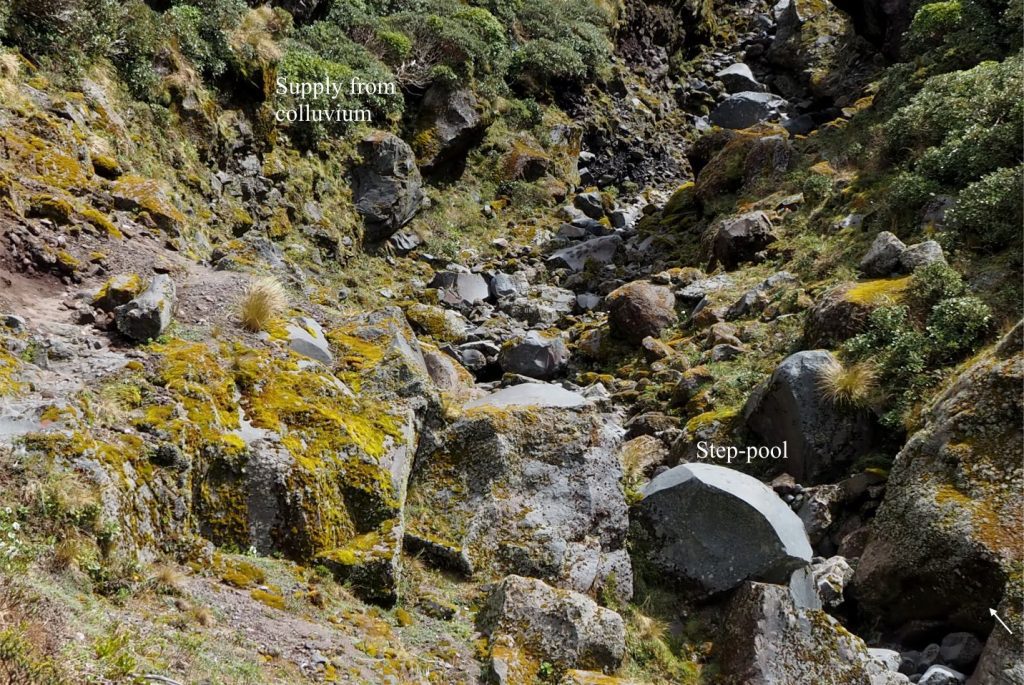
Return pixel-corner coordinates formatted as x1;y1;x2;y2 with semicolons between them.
633;462;812;598
407;391;630;601
547;234;622;272
465;383;587;409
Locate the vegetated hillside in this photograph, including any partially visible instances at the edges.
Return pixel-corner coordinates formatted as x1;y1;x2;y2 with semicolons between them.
0;0;1020;684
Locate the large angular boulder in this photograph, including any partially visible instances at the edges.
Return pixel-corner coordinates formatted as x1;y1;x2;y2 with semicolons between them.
429;270;490;307
632;463;812;598
547;234;622;272
413;84;487;176
352;131;424;242
709;211;777;270
715;580;909;685
115;274;176;342
606;281;677;344
860;231;907;278
478;575;626;680
854;324;1023;634
406;388;632;602
498;331;570;380
192;308;438;606
716;63;765;93
710;92;788;129
743;350;877;483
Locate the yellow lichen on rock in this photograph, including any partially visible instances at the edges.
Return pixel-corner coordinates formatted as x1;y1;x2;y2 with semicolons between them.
843;276;912;306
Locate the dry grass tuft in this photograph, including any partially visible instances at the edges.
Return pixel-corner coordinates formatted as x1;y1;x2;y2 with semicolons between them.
818;358;878;408
239;276;288;332
189;605;215;627
150;565;184;594
230;6;287;66
50;538;82;573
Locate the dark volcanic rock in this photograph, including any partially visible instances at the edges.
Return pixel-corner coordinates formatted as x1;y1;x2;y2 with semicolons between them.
743;350;877;483
498;331;570;380
710;92;788;129
633;462;812;598
352;131;424;242
547;234;622;272
429;270;490;306
414;85;488;178
860;231;907;278
709;211;777;270
114;274;176;342
606;281;677;344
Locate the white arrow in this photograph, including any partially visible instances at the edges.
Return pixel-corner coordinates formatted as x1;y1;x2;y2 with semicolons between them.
990;608;1013;634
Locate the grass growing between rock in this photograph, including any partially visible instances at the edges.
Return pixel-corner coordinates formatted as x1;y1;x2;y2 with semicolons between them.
238;276;289;333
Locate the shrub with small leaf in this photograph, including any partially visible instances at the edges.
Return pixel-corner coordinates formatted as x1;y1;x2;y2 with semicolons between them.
904;261;966;313
926;295;993;363
946;164;1024;252
0;506;25;571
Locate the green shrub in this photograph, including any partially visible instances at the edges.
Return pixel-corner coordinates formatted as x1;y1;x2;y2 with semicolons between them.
323;0;609;96
905;261;966;313
844;305;929;428
168;0;247;79
507;0;610;94
4;0;124;66
510;38;588;93
947;164;1024;251
381;3;506;88
880;55;1023;234
272;43;402;146
845;286;995;428
926;295;993;362
884;56;1023;179
885;172;942;220
110;3;162;99
905;0;1010;68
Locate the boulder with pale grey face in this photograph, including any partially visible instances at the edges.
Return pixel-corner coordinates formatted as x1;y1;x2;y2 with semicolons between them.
632;462;813;598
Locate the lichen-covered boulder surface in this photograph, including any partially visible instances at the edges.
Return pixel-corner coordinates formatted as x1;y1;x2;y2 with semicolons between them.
0;0;1019;683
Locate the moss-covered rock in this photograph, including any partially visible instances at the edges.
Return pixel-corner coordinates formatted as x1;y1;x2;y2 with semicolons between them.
110;175;186;235
406;395;632;602
853;323;1024;634
91;273;144;312
803;277;911;348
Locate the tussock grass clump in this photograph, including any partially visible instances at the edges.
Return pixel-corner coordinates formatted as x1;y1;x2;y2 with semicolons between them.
150;565;184;594
239;277;288;332
818;358;878;408
189;605;215;627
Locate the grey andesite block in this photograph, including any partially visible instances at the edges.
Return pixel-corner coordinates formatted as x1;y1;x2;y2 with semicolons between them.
637;462;812;597
115;274;175;342
465;383;587;409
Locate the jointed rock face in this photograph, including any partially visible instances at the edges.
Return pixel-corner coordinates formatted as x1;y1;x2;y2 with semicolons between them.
0;0;1019;683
